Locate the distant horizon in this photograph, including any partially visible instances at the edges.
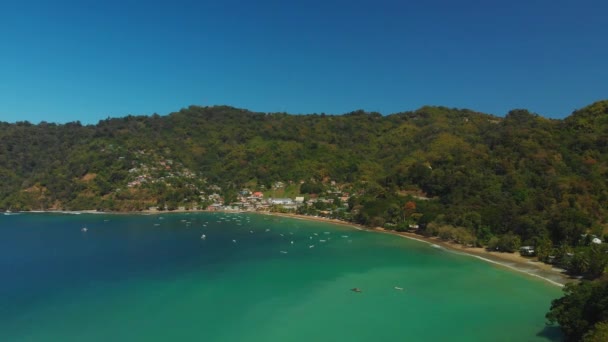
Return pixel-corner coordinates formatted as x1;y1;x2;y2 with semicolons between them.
1;0;606;124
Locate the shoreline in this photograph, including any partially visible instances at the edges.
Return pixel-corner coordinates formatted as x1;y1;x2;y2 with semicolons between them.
12;209;573;287
263;212;574;288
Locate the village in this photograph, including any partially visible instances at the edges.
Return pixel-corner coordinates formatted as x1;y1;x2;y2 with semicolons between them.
207;184;350;214
149;179;353;220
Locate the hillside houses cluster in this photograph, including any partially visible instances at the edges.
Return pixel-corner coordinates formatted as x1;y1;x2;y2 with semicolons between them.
120;158;351;214
203;188;350;214
124;155;200;189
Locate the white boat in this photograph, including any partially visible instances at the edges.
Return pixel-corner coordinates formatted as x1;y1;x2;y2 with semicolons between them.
81;227;88;232
201;234;206;240
394;286;404;291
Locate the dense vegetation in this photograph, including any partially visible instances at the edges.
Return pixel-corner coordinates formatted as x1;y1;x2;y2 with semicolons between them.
2;100;608;340
547;276;608;341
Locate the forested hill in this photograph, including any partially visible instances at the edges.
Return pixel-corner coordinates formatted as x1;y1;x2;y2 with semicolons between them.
1;101;608;246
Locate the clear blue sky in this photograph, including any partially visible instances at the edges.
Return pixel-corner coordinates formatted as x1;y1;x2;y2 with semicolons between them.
1;0;606;124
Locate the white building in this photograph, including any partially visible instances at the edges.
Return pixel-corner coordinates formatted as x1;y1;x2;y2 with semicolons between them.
270;198;295;205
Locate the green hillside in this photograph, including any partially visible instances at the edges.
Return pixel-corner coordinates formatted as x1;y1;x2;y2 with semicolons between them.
3;101;608;340
1;101;608;248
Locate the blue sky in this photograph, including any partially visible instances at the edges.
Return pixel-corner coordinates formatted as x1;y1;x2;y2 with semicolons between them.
1;0;606;124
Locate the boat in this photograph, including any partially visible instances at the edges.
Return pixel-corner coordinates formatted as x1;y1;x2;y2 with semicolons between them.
81;227;88;232
350;288;362;293
201;234;206;240
394;286;404;291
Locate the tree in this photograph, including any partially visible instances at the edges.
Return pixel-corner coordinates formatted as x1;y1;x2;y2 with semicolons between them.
402;200;416;221
547;277;608;341
582;321;608;342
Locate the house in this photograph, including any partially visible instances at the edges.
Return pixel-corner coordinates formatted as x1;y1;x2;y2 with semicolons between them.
252;192;264;198
581;234;603;245
520;246;536;256
295;196;305;204
207;203;222;211
270;198;294;205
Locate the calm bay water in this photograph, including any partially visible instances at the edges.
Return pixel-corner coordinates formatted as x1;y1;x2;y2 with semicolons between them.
0;213;562;341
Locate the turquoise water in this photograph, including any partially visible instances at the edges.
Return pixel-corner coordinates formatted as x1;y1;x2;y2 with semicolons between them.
0;213;562;341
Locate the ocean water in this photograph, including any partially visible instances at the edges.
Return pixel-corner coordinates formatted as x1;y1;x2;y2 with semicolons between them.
0;213;563;341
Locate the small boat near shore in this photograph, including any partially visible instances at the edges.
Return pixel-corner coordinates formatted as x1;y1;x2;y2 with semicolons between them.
4;207;17;215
